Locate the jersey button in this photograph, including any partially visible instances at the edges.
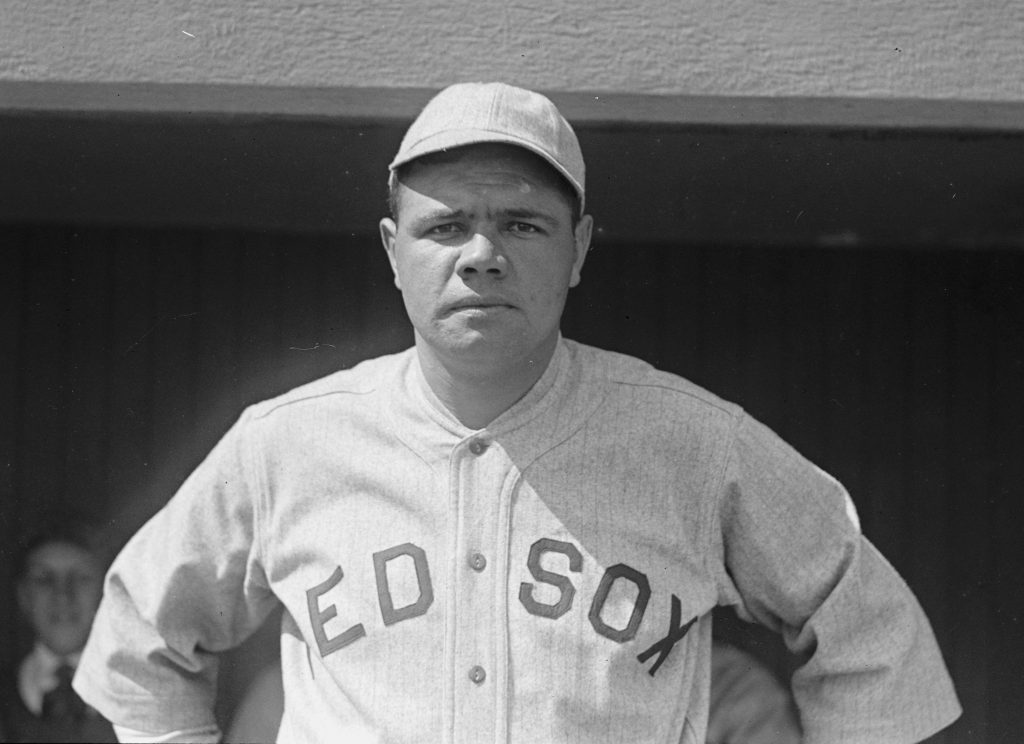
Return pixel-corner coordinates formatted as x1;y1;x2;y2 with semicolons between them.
468;665;487;685
468;439;488;455
468;551;487;572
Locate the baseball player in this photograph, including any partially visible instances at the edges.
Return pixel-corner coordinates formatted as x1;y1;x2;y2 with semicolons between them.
74;82;961;743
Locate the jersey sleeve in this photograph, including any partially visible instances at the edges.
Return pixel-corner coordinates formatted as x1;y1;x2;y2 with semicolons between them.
713;412;961;744
73;408;278;734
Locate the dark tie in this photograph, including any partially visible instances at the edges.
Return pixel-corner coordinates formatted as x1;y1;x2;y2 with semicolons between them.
41;663;86;723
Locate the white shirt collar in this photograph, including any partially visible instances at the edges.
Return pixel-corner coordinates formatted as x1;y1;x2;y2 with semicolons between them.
17;642;81;716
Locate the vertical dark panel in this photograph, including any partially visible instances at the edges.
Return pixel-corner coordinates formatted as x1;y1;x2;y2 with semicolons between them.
0;238;28;676
700;247;748;405
819;250;868;502
4;230;77;666
193;232;247;436
64;234;116;520
14;232;72;525
340;241;415;363
561;240;667;364
904;256;953;587
740;246;792;431
278;244;334;386
784;248;831;465
659;245;704;379
860;254;911;569
101;236;158;539
986;253;1024;741
146;236;204;510
617;248;676;370
946;253;999;742
902;252;959;744
235;239;288;405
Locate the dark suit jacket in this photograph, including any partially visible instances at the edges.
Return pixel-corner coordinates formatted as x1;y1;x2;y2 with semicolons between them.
1;664;116;743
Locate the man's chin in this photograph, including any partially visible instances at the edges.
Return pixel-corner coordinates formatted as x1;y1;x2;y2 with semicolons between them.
431;321;513;347
416;319;558;365
438;328;530;358
40;628;89;656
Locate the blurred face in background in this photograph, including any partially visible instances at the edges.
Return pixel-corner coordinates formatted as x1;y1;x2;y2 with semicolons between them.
17;540;104;656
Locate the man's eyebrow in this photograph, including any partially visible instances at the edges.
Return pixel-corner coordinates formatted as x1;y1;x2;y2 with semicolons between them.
502;208;561;227
405;206;562;230
407;208;465;230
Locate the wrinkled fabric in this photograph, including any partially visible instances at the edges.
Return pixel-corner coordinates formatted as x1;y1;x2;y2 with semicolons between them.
76;339;960;744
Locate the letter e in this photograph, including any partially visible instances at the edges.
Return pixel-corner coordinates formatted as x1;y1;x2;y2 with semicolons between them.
306;566;366;658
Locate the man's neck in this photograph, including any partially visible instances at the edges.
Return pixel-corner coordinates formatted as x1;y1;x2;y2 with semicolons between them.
415;335;558;430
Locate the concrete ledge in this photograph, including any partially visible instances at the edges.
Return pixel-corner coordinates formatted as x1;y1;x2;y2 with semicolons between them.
3;81;1024;131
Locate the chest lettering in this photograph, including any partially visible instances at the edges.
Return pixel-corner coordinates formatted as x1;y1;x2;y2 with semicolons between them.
517;538;652;644
306;542;433;657
305;537;693;675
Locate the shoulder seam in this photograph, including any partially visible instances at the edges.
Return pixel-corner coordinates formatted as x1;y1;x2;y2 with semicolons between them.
604;378;741;417
252;388;375;420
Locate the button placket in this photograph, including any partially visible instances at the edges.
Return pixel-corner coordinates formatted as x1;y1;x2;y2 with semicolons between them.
451;434;502;742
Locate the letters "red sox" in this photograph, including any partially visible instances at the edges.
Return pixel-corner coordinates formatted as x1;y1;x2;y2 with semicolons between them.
305;537;693;676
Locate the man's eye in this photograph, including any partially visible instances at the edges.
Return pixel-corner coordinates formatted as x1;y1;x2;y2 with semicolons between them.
427;223;462;236
28;574;59;591
509;222;542;235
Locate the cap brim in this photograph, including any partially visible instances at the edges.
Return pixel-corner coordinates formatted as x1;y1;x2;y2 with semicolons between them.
388;128;585;208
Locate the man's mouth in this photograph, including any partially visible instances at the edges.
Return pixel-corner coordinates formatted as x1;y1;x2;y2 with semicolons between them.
447;299;514;313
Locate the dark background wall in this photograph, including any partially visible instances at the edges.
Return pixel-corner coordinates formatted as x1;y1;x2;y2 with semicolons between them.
2;99;1023;741
2;233;1022;741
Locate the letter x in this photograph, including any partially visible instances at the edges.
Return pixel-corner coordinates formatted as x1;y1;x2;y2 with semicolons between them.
636;594;695;676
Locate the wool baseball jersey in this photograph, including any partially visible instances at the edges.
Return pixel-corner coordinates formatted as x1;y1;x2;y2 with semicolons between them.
75;339;961;744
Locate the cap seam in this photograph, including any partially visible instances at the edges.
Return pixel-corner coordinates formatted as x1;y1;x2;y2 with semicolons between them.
487;85;501;128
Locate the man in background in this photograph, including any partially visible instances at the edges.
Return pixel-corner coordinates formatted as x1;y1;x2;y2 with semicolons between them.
2;523;116;743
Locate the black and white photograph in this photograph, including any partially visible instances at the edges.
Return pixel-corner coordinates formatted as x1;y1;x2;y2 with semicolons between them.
2;3;1023;742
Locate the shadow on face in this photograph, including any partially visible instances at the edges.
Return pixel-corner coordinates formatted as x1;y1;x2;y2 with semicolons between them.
390;143;582;229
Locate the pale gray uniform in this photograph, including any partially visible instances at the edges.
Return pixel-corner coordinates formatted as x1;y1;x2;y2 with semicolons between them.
75;339;961;743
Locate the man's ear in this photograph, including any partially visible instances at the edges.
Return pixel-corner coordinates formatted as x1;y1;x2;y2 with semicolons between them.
379;217;402;291
569;214;593;288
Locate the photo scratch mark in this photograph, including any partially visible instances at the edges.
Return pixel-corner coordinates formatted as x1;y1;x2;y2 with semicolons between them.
123;312;200;355
182;30;196;38
289;342;338;352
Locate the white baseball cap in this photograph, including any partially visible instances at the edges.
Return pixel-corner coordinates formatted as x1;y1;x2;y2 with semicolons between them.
389;82;586;209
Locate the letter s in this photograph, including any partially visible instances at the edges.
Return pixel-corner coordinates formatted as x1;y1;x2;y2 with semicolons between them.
518;538;583;619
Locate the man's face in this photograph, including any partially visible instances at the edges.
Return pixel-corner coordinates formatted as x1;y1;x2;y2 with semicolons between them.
380;144;592;371
17;541;104;656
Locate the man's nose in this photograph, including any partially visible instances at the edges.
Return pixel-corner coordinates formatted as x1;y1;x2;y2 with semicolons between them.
456;231;507;279
55;576;82;601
